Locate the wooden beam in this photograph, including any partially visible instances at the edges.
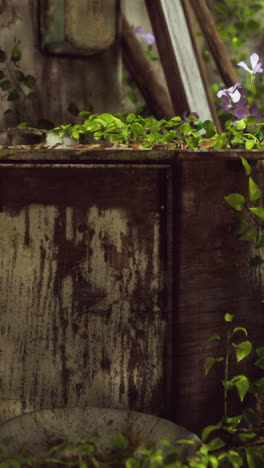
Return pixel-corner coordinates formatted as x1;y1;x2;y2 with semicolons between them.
121;12;175;119
189;0;238;87
145;0;213;121
181;0;222;132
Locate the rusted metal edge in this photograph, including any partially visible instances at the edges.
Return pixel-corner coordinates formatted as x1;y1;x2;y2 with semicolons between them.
1;149;264;163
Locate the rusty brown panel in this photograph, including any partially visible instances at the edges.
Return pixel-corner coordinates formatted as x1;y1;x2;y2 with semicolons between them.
0;166;169;422
172;160;264;433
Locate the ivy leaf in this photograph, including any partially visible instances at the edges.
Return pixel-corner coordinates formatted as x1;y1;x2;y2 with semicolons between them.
11;44;22;62
231;375;250;402
224;194;245;211
206;437;225;451
238;433;257;442
249;177;262;202
249;207;264;220
23;75;36;88
239;227;257;241
243;408;261;426
0;80;12;90
240;156;251;175
256;347;264;358
201;421;222;442
254;378;264;393
0;49;7;62
225;313;234;322
225;450;244;468
7;89;19;101
232;341;252;362
234;219;249;235
203;333;221;346
204;356;224;376
26;91;38;104
255;358;264;369
15;70;25;81
233;327;248;337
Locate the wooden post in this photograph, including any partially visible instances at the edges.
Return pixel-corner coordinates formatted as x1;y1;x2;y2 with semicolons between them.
121;13;175;119
145;0;214;122
189;0;239;87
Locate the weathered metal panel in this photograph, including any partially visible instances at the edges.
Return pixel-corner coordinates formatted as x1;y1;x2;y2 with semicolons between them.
0;166;169;422
41;0;117;55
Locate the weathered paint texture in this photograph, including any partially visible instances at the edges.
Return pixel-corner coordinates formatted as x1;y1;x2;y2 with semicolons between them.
0;1;121;128
0;166;168;423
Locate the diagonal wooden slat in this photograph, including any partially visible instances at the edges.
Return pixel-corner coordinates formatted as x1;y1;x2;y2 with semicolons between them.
145;0;213;121
121;13;175;119
189;0;238;87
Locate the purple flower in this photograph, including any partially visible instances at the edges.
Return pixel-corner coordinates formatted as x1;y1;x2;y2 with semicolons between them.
182;110;199;121
237;53;264;76
249;105;263;122
216;82;243;103
132;25;156;45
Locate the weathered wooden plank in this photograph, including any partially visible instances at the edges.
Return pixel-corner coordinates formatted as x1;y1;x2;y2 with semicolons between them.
1;149;264;163
0;166;169;422
145;0;213;121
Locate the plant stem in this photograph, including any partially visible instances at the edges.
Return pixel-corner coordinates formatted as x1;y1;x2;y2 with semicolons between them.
224;328;231;422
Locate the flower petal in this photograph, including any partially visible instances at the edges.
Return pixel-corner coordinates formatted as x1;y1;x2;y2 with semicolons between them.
237;61;252;73
254;62;264;74
234;107;249;119
230;89;242;103
250;53;259;69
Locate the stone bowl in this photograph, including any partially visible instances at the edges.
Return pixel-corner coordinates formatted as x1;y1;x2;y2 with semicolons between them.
0;407;201;459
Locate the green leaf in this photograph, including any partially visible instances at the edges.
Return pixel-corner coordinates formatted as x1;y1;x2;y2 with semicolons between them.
203;333;221;346
225;313;234;322
235;119;246;130
231;375;250;401
243;408;261;426
239;227;257;241
246;446;264;468
201;421;222;441
255;358;264;369
0;50;6;62
204;356;224;376
224;193;245;211
14;70;25;81
249;177;262;202
233;327;248;337
249;207;264;220
206;437;225;451
11;44;22;62
238;432;257;442
17;122;27;128
234;218;249;235
26;91;38;104
111;434;128;450
253;377;264;393
0;80;11;90
232;340;252;362
256;347;264;358
241;156;251;175
7;89;19;101
226;450;243;468
23;74;36;88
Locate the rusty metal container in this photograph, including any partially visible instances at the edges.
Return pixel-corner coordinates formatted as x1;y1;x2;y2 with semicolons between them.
40;0;118;56
0;147;263;433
